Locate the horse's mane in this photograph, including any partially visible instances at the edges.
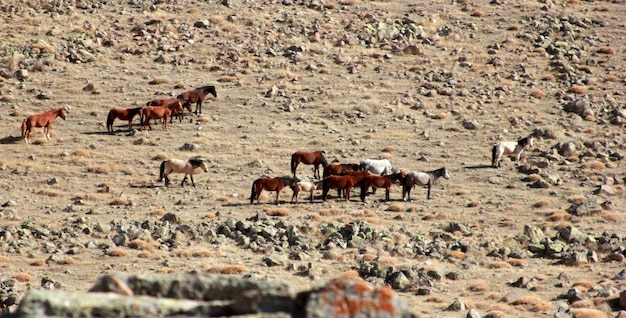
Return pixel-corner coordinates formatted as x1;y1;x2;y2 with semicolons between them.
517;136;531;146
188;158;205;166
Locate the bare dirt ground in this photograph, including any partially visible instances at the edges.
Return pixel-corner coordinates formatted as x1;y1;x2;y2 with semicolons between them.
0;0;625;317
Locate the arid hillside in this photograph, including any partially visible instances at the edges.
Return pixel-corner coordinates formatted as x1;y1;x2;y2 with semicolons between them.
0;0;625;317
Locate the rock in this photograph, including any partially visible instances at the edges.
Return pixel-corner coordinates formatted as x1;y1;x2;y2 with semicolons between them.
386;271;410;290
595;184;615;196
15;69;28;81
557;226;587;243
533;127;558;139
180;143;197;151
462;118;479;130
36;91;53;100
466;308;481;318
445;298;466;311
567;198;602;216
555;141;577;157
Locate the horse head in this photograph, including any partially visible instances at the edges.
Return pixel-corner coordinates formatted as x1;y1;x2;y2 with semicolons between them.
180;99;192;112
59;108;68;120
207;85;217;98
442;167;450;179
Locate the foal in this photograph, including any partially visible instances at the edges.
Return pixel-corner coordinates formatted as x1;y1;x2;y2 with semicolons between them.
491;136;533;168
289;177;318;203
403;167;450;201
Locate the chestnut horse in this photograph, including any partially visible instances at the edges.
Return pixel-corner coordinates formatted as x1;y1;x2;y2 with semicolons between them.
21;107;68;144
403;167;450;201
146;98;192;123
159;157;209;187
291;150;328;179
322;175;363;202
492;136;533;168
250;177;287;205
140;101;183;130
177;85;217;115
106;107;142;132
360;172;405;202
323;162;361;177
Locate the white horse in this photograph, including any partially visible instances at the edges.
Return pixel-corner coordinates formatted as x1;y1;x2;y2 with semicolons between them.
491;136;533;168
159;157;209;187
403;167;450;201
289;177;318;203
359;159;398;176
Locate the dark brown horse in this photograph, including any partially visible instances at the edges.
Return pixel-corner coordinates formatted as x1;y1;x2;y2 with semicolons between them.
177;85;217;115
360;172;404;202
323;162;361;177
106;107;142;132
146;98;192;123
21;107;68;144
322;175;363;202
140;101;183;130
250;177;286;205
291;150;328;179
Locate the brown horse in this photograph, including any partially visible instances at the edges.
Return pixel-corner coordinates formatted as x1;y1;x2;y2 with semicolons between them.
106;107;143;132
146;98;192;123
250;177;287;205
291;150;328;179
177;85;217;115
21;107;68;144
360;172;404;202
322;175;363;202
140;101;183;130
323;162;361;177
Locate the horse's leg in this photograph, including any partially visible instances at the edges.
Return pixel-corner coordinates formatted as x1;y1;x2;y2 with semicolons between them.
189;174;196;188
309;189;314;203
197;101;202;115
345;186;352;202
385;187;390;201
427;182;432;200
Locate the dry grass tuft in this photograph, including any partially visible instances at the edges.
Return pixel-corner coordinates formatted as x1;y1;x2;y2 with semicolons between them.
30;259;46;266
570;308;610;318
264;207;291;217
542;74;556;81
188;7;199;14
37;188;63;197
87;164;115;174
153;153;169;160
507;259;526;267
108;248;129;257
567;0;580;3
471;10;485;17
455;189;468;195
509;294;553;312
174;248;214;258
605;75;619;82
14;273;33;282
602;212;621;222
109;196;129;206
582;162;605;170
323;2;337;9
361;253;377;261
386;203;405;212
72;149;91;157
209;15;224;24
525;174;542;182
382;145;395;152
138;251;152;258
149;209;166;217
569;85;587;94
198;115;213;123
339;0;360;4
468;283;491;292
531;90;547;98
547;210;571;222
597;47;616;54
567;195;587;203
572;280;595;289
206;264;246;275
488;261;513;269
446;250;466;259
217;75;238;83
425;296;447;303
222;23;237;32
319;208;342;216
467;200;480;207
58;257;75;265
149;76;170;85
532;199;550;208
128;239;160;250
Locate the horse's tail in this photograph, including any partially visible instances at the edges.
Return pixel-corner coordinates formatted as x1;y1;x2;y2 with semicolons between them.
106;110;114;131
20;118;26;137
290;153;297;175
320;154;328;167
158;160;166;182
491;144;497;167
250;179;258;204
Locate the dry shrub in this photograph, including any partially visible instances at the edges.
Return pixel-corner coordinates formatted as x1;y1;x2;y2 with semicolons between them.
87;164;114;174
531;90;547;98
422;213;445;221
108;248;129;257
455;189;468;195
264;207;291;217
308;213;324;221
547;210;571;222
152;153;169;160
602;212;621;222
382;145;395;152
510;294;552;312
386;203;405;212
109;196;129;206
425;296;447;303
605;75;619;82
507;259;526;267
525;173;541;182
188;7;199;13
532;200;550;208
323;248;344;261
339;0;359;4
582;162;605;170
72;149;90;157
542;74;556;81
567;0;580;3
568;195;587;203
155;267;175;274
467;200;480;207
364;133;374;139
128;239;160;250
149;76;170;85
323;2;337;9
468;283;490;292
318;68;331;74
471;10;485;17
377;256;397;266
222;23;236;32
206;264;246;275
149;209;166;217
597;47;616;54
319;208;342;216
434;112;448;120
573;280;595;289
484;310;507;318
58;257;75;265
37;188;63;197
217;75;237;83
209;15;224;24
499;219;515;227
138;251;152;258
335;270;361;280
488;261;513;269
379;153;393;160
14;273;33;282
175;248;214;258
30;259;46;266
569;85;587;94
447;250;466;259
361;253;376;261
570;308;607;318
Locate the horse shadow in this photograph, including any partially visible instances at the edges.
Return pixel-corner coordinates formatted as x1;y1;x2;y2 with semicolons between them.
129;184;161;189
0;135;23;144
463;164;494;170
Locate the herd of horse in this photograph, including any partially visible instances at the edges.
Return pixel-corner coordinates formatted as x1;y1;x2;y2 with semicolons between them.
16;84;536;204
251;150;452;205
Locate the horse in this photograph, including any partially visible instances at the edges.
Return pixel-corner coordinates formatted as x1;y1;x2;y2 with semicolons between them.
491;136;534;168
360;158;398;176
402;167;450;201
289;177;319;203
106;107;143;132
177;85;217;115
21;106;69;144
158;157;208;187
140;101;183;131
323;162;361;177
291;150;328;179
360;172;405;202
146;98;192;123
322;175;363;202
250;177;287;205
